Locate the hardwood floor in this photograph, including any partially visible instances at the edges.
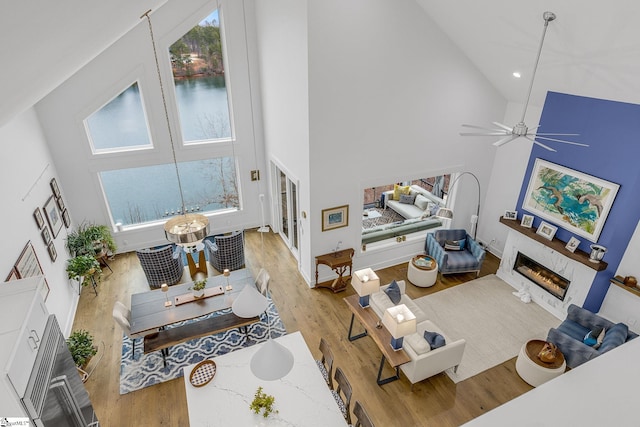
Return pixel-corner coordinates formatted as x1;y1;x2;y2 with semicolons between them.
73;230;532;426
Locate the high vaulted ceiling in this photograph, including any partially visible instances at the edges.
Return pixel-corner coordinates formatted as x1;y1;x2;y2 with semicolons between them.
416;0;640;109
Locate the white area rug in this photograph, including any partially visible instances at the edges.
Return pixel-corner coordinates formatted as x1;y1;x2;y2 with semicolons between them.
414;274;561;383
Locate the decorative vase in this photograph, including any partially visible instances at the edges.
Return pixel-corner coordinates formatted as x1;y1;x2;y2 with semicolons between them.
193;289;204;298
588;244;607;263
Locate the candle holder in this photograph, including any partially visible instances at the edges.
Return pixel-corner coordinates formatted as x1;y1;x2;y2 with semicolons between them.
224;269;232;292
161;283;172;307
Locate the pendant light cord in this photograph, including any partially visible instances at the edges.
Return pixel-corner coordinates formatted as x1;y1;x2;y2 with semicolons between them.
142;10;187;215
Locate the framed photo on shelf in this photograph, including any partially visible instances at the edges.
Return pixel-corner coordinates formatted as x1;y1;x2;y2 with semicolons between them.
41;226;52;245
565;236;581;253
47;242;57;262
43;195;63;238
62;208;71;228
56;196;65;212
34;208;45;229
321;205;349;231
15;241;44;278
521;214;534;228
504;210;518;220
50;177;61;197
536;221;558;241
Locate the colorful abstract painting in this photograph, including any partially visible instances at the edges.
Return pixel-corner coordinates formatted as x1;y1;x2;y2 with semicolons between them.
522;159;619;242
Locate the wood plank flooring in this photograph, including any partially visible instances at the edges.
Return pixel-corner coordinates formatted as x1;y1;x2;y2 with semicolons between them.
73;230;533;426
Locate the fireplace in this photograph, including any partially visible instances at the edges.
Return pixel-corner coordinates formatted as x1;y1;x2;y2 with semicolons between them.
513;252;570;301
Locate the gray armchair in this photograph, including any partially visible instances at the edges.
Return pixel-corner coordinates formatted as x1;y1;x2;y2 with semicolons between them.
205;231;245;272
136;245;184;288
426;229;485;277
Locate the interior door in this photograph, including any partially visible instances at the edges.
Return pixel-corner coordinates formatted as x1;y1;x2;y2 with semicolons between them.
274;165;299;260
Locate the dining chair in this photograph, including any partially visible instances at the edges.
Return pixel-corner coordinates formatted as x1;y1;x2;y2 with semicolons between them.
255;268;271;297
331;367;352;425
205;230;245;272
352;400;375;427
315;337;334;389
136;245;184;288
112;301;159;360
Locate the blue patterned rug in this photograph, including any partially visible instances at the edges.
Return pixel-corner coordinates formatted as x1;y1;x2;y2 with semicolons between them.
119;297;286;394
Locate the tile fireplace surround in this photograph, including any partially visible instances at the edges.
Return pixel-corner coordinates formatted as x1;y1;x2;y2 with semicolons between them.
497;228;597;320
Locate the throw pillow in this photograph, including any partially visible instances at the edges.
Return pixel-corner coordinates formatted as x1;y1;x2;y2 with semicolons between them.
424;331;446;349
384;280;402;304
393;184;411;201
594;327;606;349
583;331;597;347
399;193;416;204
444;239;466;251
414;194;430;210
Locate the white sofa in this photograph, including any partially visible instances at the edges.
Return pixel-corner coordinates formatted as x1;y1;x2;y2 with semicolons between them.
369;280;427;324
400;320;466;386
382;185;444;220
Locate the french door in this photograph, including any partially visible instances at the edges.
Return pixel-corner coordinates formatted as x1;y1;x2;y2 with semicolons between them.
274;165;299;260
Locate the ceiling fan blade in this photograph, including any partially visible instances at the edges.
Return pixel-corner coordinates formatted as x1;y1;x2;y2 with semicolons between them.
525;136;556;152
535;133;580;136
461;124;503;132
493;135;517;147
535;136;589;147
491;122;513;132
461;132;509;136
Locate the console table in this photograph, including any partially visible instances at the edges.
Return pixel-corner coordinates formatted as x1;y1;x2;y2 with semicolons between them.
314;248;354;293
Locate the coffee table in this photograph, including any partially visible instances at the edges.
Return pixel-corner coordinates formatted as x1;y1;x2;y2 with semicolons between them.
407;255;438;287
344;294;410;385
515;339;566;387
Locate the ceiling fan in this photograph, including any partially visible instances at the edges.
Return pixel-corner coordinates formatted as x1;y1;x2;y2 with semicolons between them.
460;11;588;152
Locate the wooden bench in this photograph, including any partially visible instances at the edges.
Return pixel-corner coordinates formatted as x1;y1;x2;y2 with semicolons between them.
144;312;260;365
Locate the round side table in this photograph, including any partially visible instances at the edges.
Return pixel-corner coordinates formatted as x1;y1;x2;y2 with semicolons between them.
515;339;566;387
407;255;438;288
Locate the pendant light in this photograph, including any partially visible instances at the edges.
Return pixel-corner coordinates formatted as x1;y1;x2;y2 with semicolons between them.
142;10;209;246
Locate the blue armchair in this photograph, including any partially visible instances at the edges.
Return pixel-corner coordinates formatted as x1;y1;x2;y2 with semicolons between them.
547;304;638;368
425;229;485;278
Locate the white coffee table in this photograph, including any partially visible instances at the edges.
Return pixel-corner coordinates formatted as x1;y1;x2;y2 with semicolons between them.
407;255;438;287
363;210;382;220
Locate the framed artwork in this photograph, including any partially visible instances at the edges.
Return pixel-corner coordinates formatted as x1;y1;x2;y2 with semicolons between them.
522;159;619;242
43;195;63;238
41;226;52;245
62;208;71;228
50;177;61;197
536;221;558;241
15;241;44;278
322;205;349;231
565;236;581;253
47;242;57;262
56;196;65;212
34;208;45;229
504;210;518;220
5;267;19;281
521;214;534;228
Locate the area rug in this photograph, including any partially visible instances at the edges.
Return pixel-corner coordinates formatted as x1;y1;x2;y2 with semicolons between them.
362;207;404;229
119;297;286;394
414;274;560;383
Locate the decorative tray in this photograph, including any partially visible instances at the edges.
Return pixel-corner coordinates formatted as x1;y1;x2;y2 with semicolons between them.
189;359;217;387
175;285;224;306
412;256;435;270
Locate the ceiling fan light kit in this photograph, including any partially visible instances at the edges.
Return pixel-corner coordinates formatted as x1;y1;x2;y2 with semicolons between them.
460;11;588;152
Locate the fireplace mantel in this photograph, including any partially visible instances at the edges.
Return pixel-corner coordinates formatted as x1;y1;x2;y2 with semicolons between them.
499;217;607;272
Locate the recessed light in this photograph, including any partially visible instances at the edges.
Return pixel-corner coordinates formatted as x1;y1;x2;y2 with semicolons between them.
512;72;521;78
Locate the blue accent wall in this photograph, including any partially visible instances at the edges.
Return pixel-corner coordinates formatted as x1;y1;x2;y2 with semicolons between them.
516;92;640;312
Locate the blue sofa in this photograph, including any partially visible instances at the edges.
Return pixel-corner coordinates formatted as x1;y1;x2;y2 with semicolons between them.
547;304;638;368
425;229;485;277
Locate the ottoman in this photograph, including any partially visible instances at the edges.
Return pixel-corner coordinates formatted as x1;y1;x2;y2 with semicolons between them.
407;255;437;288
515;339;566;387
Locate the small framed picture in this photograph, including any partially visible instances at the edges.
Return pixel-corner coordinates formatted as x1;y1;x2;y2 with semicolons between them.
536;221;558;241
43;195;63;238
62;208;71;228
565;236;581;253
34;208;45;229
50;178;61;197
521;214;534;228
41;226;52;245
321;205;349;231
56;196;65;211
504;210;518;220
47;242;57;262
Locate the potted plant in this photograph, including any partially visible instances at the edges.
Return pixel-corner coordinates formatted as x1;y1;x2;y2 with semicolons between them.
66;329;98;368
66;255;102;284
249;386;278;418
190;279;207;298
66;221;117;257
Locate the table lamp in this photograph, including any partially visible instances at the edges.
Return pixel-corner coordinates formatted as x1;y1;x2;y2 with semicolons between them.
223;268;232;292
351;268;380;308
382;304;416;350
161;283;172;307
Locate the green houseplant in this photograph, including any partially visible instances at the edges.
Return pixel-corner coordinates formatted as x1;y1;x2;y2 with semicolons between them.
66;221;117;257
189;278;207;297
249;386;278;418
66;329;98;368
66;255;102;284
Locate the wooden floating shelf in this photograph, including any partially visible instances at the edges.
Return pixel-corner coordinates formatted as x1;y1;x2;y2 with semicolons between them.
499;217;607;272
610;276;640;297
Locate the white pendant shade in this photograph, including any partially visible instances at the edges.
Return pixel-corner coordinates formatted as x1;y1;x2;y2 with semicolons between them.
232;285;269;318
250;339;294;381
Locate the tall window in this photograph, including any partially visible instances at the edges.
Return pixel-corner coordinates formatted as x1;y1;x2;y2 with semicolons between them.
169;8;232;142
85;82;152;153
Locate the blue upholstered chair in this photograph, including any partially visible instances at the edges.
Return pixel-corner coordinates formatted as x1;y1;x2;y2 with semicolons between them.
136;245;184;289
425;229;485;278
205;231;245;272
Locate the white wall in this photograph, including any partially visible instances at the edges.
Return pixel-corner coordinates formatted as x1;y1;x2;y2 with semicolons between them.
0;109;78;334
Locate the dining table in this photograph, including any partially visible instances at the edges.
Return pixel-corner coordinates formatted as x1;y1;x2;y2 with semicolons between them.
129;268;252;335
183;331;348;426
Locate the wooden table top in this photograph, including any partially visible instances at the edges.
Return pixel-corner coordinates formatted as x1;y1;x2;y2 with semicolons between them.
524;339;565;369
130;268;252;334
344;294;410;367
315;248;354;268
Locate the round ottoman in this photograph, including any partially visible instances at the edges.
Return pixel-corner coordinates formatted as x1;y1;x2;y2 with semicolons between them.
407;255;438;288
515;339;566;387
